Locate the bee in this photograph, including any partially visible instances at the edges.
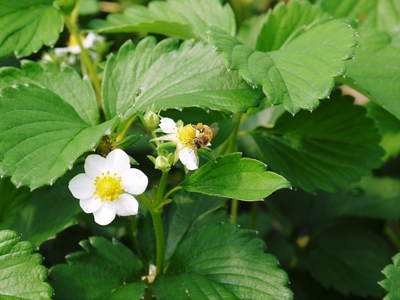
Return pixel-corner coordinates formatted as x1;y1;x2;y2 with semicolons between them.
192;123;216;149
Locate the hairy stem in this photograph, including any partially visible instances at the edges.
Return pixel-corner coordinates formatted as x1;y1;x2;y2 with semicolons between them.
64;15;103;115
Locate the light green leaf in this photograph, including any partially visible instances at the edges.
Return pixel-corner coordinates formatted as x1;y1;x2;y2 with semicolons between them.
89;0;235;39
367;103;400;160
380;253;400;300
237;14;267;48
154;224;293;300
242;95;383;192
79;0;99;15
0;83;115;189
304;221;393;297
0;0;63;58
0;230;53;300
49;236;144;300
182;153;290;201
165;191;225;259
0;61;99;125
210;19;356;114
102;38;260;120
256;0;327;52
346;30;400;120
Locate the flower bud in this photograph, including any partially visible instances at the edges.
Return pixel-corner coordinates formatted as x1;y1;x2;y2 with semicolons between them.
143;111;160;130
155;155;170;171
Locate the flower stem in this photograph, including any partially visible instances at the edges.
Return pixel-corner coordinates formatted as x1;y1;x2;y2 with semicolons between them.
230;199;239;224
164;186;182;200
64;15;103;115
150;209;166;275
156;171;169;204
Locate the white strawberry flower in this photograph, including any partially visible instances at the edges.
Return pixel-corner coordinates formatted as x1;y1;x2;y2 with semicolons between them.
158;118;199;170
68;149;148;226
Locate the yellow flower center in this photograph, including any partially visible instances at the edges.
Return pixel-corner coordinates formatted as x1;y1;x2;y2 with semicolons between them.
177;125;196;148
94;171;123;201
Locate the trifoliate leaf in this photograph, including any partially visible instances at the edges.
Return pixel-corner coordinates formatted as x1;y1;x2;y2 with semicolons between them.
153;223;293;300
380;253;400;300
367;103;400;160
165;191;225;259
0;61;99;125
49;236;144;300
182;153;290;201
102;38;260;120
304;221;393;297
0;230;53;300
89;0;235;39
0;0;63;58
209;19;356;114
256;0;327;52
242;95;383;192
346;29;400;120
0;83;115;189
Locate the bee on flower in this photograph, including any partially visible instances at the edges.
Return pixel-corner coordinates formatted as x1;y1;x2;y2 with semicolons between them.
157;118;214;170
68;149;148;225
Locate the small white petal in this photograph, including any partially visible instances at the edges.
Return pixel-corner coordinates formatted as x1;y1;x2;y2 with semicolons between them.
179;147;199;170
106;149;131;174
85;154;107;179
121;168;148;195
93;202;117;225
80;196;102;213
116;194;139;216
160;118;177;133
154;133;179;142
68;45;81;54
68;174;95;199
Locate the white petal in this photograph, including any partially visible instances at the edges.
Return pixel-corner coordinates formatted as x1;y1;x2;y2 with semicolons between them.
79;196;102;213
116;194;139;216
68;174;95;199
106;149;131;174
121;168;148;195
179;147;199;170
93;202;117;226
68;45;81;54
160;118;177;133
85;154;107;179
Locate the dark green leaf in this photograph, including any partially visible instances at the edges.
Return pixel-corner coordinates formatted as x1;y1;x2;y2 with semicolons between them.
304;221;393;297
182;153;290;201
153;223;293;300
0;0;63;57
0;230;53;300
50;236;144;300
242;95;383;192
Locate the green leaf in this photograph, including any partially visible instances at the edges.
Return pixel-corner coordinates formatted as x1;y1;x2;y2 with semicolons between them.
89;0;235;39
380;253;400;300
366;103;400;160
79;0;99;15
256;0;327;52
304;221;393;297
346;30;400;120
49;236;144;300
0;82;115;189
210;19;356;114
102;38;260;120
0;0;63;58
182;153;290;201
165;191;225;259
242;95;383;192
0;61;100;125
0;178;31;230
108;282;146;300
237;15;267;48
0;230;52;300
153;223;293;300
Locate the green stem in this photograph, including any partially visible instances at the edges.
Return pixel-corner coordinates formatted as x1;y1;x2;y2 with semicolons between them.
230;199;239;224
385;222;400;251
64;16;103;114
116;115;136;143
164;186;182;200
156;171;169;204
150;209;166;275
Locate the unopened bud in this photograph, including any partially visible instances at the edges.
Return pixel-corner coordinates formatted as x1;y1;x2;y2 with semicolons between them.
143;111;160;130
155;155;170;171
